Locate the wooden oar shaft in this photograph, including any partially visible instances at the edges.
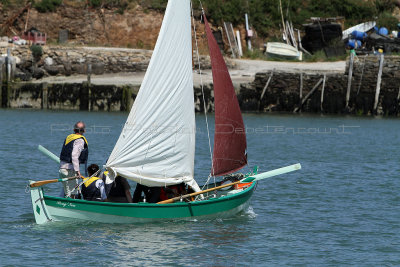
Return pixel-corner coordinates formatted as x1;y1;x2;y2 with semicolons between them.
157;180;243;204
157;163;302;204
30;176;79;188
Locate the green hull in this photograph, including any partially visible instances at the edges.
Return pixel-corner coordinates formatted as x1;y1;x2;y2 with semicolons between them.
30;182;256;224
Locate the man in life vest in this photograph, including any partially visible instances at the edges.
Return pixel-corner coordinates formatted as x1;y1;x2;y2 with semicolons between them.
81;164;107;201
59;121;89;198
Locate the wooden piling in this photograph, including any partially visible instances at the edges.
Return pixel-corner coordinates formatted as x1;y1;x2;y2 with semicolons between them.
42;83;48;110
7;48;11;83
294;78;323;113
260;70;274;101
373;54;384;113
356;55;367;96
397;86;400;101
299;73;303;108
87;63;92;111
346;52;354;109
320;74;326;112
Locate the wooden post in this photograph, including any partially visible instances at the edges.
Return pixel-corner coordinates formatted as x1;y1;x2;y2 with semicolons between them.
87;63;92;111
258;71;274;111
373;54;384;113
260;70;274;101
42;83;48;110
224;22;235;58
356;55;367;96
294;78;323;113
397;86;400;101
346;52;354;109
299;73;303;108
320;74;326;112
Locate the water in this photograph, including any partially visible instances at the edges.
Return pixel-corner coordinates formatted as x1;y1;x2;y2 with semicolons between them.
1;109;400;266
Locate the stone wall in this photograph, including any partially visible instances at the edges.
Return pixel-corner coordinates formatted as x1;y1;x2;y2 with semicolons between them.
0;45;233;80
3;54;400;115
248;55;400;115
7;82;140;111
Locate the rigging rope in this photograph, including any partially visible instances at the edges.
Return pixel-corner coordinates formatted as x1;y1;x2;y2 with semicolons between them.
191;0;216;189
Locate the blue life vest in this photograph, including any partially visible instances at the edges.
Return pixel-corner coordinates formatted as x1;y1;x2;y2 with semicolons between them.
81;176;102;201
60;134;89;164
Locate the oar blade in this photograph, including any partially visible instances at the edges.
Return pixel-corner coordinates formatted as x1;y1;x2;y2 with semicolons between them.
38;145;61;164
247;163;301;182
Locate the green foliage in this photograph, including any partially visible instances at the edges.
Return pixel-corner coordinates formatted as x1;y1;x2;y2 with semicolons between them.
88;0;102;8
34;0;62;13
243;48;268;60
140;0;167;11
30;45;43;60
377;12;399;30
303;50;327;62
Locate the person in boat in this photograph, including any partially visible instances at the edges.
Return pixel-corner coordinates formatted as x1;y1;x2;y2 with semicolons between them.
107;175;133;203
159;183;187;201
81;164;107;201
132;184;161;203
59;121;89;199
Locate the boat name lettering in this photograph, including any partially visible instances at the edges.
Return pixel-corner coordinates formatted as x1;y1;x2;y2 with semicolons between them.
56;201;76;208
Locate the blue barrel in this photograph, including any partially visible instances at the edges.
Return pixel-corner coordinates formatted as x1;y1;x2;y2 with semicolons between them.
347;39;361;49
351;30;367;40
378;27;388;36
374;26;379;33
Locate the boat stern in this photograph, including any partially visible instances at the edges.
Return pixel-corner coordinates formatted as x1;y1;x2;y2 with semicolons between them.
29;181;53;224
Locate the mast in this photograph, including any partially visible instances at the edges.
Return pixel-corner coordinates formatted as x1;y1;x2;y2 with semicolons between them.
203;14;248;176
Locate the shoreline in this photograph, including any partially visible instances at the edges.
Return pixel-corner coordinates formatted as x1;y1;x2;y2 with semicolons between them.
29;59;347;87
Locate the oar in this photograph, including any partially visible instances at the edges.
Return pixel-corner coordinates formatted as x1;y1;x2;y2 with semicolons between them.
38;145;61;164
157;163;301;204
30;176;80;188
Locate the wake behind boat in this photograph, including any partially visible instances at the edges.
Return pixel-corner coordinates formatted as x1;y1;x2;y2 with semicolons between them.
29;0;301;224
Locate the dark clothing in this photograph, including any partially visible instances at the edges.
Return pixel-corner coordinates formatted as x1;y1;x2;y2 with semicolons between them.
81;177;103;201
60;134;89;164
132;184;161;203
107;176;131;203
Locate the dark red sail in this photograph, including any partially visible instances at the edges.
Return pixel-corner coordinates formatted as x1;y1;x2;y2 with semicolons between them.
203;15;247;176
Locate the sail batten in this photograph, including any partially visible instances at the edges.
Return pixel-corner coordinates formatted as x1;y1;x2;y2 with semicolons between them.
106;0;199;190
204;15;248;176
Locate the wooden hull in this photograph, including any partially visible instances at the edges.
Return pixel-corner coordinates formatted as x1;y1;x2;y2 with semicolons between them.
30;182;256;224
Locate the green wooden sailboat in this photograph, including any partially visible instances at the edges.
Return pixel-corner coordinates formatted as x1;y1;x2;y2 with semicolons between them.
29;0;300;224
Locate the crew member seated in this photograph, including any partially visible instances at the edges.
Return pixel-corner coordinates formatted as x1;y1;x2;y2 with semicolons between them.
132;183;161;203
107;176;133;203
159;183;187;201
81;164;107;201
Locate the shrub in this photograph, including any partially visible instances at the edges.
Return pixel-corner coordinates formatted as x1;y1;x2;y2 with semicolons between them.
34;0;62;13
30;45;43;60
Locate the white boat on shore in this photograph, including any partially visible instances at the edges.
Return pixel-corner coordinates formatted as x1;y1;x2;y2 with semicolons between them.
266;42;302;60
342;21;376;40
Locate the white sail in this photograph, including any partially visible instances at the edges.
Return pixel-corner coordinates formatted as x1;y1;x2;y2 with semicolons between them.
106;0;200;191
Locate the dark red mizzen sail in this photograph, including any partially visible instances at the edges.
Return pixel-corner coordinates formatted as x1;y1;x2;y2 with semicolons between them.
203;15;247;176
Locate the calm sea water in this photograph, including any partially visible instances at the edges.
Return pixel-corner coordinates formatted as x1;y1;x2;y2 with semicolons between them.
1;109;400;266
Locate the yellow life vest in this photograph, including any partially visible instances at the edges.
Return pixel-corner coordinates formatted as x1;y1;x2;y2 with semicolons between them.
83;176;100;188
65;134;88;146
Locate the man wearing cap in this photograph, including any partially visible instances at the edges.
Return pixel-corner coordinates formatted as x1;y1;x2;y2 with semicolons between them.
59;121;89;198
